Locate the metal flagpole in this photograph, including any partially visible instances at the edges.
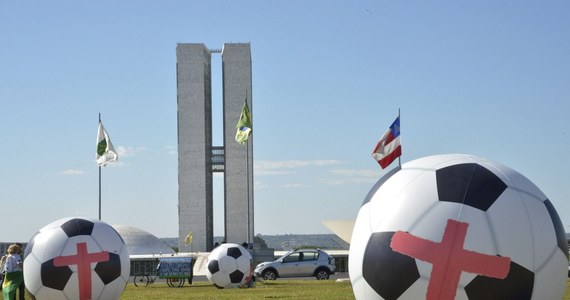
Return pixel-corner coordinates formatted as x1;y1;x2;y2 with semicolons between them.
246;139;250;244
398;108;401;168
99;167;102;220
245;91;251;245
98;113;102;220
243;91;252;245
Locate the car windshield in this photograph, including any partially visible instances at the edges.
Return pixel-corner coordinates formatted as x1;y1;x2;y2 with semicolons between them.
275;251;295;262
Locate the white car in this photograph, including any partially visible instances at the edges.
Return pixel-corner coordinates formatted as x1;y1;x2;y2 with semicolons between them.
254;249;335;280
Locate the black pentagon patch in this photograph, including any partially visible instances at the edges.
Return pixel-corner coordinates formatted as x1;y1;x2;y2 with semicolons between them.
227;247;242;259
436;163;507;211
95;253;121;284
465;261;534;299
208;260;220;274
363;232;419;299
61;218;95;237
229;270;244;283
41;258;73;290
543;199;569;256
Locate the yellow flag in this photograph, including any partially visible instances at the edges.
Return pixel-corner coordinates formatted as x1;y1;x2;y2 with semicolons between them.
184;232;193;245
235;100;252;144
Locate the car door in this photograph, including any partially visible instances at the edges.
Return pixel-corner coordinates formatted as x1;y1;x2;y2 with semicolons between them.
277;252;301;277
297;251;319;276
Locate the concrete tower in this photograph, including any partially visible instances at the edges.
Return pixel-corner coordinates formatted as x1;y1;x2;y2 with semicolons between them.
222;43;254;246
176;44;213;253
177;43;253;252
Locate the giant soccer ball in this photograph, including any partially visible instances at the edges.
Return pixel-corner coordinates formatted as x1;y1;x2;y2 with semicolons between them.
349;154;568;300
206;243;253;288
24;217;130;300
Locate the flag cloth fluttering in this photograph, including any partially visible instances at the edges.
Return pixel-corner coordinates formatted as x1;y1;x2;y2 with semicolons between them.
235;100;252;144
96;122;118;166
184;232;193;245
372;116;401;169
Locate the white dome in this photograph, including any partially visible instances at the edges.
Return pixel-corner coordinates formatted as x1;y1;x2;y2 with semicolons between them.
112;225;175;255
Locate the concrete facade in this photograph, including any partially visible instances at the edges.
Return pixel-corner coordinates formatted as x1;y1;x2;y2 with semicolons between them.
222;43;254;245
177;43;253;252
177;43;213;252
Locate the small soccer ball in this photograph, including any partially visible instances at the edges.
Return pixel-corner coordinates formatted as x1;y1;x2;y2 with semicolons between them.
24;217;130;300
349;154;568;300
206;243;253;288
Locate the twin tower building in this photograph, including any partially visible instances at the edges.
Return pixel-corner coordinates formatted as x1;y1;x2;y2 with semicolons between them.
176;43;254;252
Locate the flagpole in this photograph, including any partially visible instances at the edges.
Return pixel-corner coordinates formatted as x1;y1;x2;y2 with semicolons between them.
98;113;102;220
398;108;401;168
237;93;252;246
99;167;102;220
245;93;251;245
246;139;250;244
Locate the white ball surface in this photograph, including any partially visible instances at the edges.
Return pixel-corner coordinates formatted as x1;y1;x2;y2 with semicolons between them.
24;217;130;300
206;243;253;288
349;154;567;300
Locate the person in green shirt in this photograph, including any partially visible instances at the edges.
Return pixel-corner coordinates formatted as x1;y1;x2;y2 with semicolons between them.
2;244;23;300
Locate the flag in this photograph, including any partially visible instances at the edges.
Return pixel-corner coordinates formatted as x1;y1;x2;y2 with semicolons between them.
235;100;252;144
372;116;402;169
96;121;118;166
184;232;193;245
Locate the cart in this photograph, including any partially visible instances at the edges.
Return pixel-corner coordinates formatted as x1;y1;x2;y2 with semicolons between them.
157;257;193;287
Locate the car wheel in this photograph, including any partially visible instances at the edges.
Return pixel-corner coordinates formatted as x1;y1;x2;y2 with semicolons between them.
315;268;330;280
262;270;277;280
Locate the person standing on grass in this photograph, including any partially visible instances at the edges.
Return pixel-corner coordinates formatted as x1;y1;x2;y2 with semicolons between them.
0;252;7;290
2;244;23;300
16;243;25;300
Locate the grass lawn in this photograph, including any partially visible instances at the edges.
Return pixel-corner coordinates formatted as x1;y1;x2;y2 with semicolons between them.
4;278;569;299
118;279;570;300
120;279;354;300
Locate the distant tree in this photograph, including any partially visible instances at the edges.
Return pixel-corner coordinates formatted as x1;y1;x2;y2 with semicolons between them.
254;234;269;249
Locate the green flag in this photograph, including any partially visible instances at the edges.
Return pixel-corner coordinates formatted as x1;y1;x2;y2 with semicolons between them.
235;100;252;144
184;232;193;245
96;121;118;166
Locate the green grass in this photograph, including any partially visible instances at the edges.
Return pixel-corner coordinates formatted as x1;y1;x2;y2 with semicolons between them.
120;280;355;300
119;279;570;300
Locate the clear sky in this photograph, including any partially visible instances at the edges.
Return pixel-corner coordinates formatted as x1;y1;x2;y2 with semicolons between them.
1;1;569;243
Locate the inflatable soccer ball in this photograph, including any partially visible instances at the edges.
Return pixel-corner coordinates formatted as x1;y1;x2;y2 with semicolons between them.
24;217;130;300
349;154;568;300
206;243;253;288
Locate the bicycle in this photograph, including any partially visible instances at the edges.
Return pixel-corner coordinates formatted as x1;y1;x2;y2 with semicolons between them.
133;268;157;287
166;277;186;288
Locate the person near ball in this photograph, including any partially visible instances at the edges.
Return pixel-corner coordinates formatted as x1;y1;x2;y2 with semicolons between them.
2;244;23;300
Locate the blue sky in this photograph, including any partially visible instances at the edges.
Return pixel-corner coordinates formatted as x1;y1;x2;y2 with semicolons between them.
1;1;569;242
